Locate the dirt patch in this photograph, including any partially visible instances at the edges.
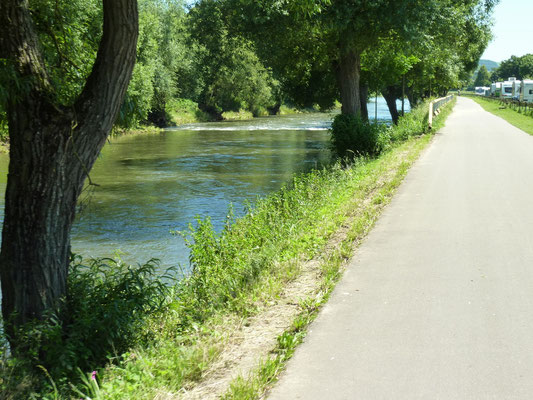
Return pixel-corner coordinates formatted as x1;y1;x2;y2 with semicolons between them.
172;258;322;400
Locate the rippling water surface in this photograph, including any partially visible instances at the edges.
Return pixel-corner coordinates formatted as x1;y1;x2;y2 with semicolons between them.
71;112;334;268
0;98;409;271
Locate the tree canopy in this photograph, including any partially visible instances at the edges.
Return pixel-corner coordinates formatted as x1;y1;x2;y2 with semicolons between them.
474;65;492;86
492;54;533;81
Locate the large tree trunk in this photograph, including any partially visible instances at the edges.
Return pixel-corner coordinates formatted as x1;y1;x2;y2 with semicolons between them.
0;0;138;345
382;86;400;125
336;40;362;116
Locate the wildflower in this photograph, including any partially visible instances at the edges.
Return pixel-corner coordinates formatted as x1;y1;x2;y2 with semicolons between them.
91;371;97;381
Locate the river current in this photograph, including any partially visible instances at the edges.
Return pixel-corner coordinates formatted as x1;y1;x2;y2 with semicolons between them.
0;97;408;271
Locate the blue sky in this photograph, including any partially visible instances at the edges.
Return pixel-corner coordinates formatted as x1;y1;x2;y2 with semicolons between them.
481;0;533;62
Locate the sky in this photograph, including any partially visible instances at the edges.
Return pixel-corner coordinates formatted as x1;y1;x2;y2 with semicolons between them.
481;0;533;62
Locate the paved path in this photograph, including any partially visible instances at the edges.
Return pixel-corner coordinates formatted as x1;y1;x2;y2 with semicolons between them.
268;97;533;399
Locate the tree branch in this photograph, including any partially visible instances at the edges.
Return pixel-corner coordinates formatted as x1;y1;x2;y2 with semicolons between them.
75;0;139;141
0;0;52;95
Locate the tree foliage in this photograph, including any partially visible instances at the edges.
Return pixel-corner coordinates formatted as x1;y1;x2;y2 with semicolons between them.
492;54;533;81
187;0;277;118
474;65;492;86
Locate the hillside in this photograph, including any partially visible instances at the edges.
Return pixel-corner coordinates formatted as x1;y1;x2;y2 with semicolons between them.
479;59;499;71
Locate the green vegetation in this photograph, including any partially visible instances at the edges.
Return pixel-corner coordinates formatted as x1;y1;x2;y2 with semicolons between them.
165;98;211;125
0;99;455;399
0;0;494;133
468;96;533;135
232;0;492;116
474;65;492;87
331;115;390;158
491;54;533;81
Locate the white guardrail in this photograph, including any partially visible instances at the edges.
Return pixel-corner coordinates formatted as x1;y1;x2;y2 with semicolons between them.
428;95;454;129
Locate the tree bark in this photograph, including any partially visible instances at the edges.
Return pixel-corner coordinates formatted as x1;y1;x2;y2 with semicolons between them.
382;86;400;125
336;40;361;116
0;0;138;344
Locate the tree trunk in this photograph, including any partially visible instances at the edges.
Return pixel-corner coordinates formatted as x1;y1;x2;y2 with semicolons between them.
382;86;400;125
1;100;86;340
0;0;138;344
267;102;281;115
336;42;361;116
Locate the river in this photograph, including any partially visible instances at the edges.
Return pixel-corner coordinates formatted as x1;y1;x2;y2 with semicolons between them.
0;97;408;271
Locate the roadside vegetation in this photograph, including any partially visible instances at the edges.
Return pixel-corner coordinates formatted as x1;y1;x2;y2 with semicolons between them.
0;98;456;399
467;95;533;135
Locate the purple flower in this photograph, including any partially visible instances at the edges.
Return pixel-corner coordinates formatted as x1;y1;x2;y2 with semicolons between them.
91;371;97;381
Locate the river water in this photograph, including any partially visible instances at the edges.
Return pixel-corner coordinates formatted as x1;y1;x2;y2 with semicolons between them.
0;97;408;271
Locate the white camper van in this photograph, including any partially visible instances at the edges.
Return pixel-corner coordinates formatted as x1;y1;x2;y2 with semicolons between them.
475;86;490;95
520;80;533;102
500;77;516;98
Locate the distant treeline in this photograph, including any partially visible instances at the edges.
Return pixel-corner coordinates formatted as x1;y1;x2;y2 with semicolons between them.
0;0;495;135
473;54;533;87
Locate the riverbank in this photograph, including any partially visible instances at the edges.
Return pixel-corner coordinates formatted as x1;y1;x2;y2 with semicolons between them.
166;98;308;127
0;98;455;399
466;95;533;136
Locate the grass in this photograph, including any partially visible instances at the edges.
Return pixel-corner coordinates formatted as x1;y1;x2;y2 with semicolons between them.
221;135;435;400
111;125;163;137
221;109;256;120
0;98;456;399
166;98;212;126
467;95;533;136
223;97;456;399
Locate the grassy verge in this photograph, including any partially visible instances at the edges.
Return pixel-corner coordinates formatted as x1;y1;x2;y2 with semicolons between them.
0;98;456;399
466;95;533;135
165;98;212;126
221;110;256;120
222;97;456;399
111;125;163;137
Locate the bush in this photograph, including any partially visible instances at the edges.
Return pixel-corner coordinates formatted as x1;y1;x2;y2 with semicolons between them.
1;257;173;396
390;102;429;142
330;114;389;159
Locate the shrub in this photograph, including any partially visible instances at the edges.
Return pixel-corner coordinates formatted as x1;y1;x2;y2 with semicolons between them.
330;114;389;159
390;102;429;142
0;257;173;396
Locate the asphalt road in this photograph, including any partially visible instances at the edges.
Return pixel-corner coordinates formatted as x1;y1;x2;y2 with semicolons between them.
268;97;533;399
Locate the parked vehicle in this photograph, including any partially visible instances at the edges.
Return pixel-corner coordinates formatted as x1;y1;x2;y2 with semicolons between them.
520;80;533;102
512;80;522;99
490;82;502;97
500;77;517;98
